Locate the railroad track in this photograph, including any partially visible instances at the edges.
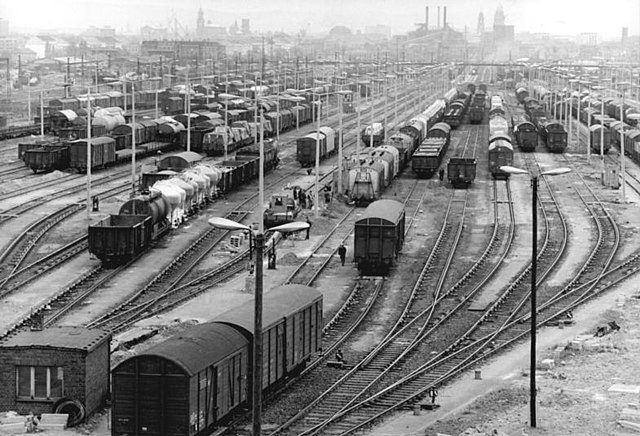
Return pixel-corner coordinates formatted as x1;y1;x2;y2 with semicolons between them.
0;71;440;338
0;183;132;297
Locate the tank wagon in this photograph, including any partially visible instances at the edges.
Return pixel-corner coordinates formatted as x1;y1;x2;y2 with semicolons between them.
447;157;477;188
90;144;278;265
111;285;322;436
296;126;337;167
354;199;405;275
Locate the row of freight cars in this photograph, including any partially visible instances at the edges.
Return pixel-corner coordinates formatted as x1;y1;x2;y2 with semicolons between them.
88;142;279;264
19;138;175;173
488;96;515;179
110;197;407;436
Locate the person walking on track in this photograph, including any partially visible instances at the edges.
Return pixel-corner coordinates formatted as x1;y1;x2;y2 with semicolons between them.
338;243;347;266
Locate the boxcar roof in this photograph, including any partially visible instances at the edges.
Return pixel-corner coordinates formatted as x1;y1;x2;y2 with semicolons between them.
213;285;322;335
358;199;404;224
0;326;110;352
159;151;202;167
123;323;248;376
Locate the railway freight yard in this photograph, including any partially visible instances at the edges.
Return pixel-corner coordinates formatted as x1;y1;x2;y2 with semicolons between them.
0;2;640;436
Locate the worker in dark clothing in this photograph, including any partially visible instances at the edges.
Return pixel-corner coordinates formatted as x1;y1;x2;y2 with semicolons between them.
438;168;445;181
335;349;344;363
305;216;312;240
338;243;347;266
428;386;439;404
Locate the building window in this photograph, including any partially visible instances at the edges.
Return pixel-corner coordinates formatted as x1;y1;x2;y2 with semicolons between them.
16;366;64;400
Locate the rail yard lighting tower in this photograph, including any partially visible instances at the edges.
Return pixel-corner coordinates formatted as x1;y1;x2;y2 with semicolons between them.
207;217;309;436
500;165;571;428
618;81;630;203
336;90;351;195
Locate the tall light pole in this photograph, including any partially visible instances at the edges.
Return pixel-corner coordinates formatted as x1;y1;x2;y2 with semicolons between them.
501;165;571;428
619;81;629;203
207;218;309;436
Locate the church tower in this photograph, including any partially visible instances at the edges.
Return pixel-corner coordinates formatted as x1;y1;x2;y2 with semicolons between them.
197;7;205;35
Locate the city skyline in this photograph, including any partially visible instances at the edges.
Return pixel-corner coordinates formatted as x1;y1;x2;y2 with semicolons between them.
2;0;639;39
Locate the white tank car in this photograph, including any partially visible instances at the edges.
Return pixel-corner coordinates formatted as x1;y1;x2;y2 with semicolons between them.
192;164;220;200
183;170;208;206
152;180;186;227
167;177;196;214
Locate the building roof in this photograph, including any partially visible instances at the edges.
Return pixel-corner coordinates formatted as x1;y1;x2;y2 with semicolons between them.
0;326;110;352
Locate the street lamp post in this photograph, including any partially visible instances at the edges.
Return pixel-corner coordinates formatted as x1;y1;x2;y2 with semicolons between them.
500;165;571;428
207;217;309;436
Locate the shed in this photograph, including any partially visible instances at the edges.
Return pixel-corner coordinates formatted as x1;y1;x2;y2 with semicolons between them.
158;151;202;171
0;327;111;422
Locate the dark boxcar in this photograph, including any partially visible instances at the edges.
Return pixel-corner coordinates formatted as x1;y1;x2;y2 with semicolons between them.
589;124;611;154
354;199;405;275
541;121;568;153
488;134;514;179
22;145;70;173
158;151;202;171
68;136;117;171
88;215;153;264
111;285;322;436
296;132;327;167
447;157;477;188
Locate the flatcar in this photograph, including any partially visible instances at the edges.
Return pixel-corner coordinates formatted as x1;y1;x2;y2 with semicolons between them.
111;285;323;436
354;199;405;275
447;157;477;188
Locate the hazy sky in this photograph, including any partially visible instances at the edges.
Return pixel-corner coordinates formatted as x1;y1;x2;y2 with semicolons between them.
2;0;639;38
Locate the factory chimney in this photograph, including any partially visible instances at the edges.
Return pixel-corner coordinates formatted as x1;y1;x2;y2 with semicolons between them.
438;6;441;29
425;6;429;31
443;6;447;28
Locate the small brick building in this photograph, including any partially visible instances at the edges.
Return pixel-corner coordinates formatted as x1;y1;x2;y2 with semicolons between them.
0;326;111;420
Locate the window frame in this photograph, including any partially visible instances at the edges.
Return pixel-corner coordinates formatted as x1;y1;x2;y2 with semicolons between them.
15;366;64;401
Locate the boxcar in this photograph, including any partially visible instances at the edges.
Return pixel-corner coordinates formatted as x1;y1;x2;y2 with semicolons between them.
296;130;333;167
589;124;611;154
158;151;203;172
111;285;322;436
540;121;568;153
447;157;477;188
354;199;405;275
488;134;514;179
68;136;117;171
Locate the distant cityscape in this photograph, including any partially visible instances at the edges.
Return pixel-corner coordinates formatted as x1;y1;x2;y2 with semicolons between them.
0;4;638;86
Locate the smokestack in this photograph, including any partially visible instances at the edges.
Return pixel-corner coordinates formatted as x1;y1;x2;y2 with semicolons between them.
443;6;447;28
438;6;441;29
425;6;429;31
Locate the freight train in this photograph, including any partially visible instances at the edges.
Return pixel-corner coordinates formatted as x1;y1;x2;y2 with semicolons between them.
488;96;514;179
411;122;451;179
88;141;279;265
111;285;323;436
519;86;568;153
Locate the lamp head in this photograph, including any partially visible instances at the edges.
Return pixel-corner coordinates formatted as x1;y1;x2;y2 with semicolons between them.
208;217;251;232
499;165;529;175
540;167;571;176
